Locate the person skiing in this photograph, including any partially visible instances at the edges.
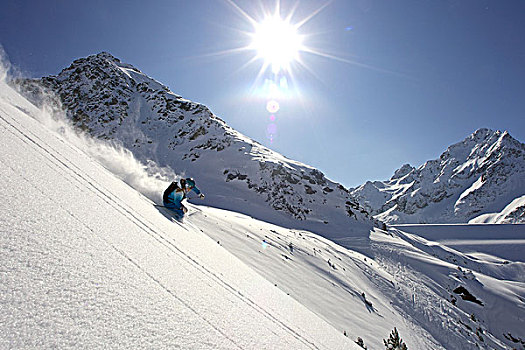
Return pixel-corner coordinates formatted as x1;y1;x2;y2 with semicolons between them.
163;177;204;218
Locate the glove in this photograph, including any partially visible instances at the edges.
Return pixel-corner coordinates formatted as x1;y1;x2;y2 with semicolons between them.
199;193;205;199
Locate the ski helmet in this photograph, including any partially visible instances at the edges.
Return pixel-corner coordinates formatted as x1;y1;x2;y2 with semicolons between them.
185;178;196;188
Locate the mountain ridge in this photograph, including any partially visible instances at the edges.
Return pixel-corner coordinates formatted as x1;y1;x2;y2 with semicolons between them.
16;52;379;241
351;128;525;224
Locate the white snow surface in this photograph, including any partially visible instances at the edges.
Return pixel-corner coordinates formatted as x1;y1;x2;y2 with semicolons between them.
2;55;525;349
470;195;525;224
0;79;359;349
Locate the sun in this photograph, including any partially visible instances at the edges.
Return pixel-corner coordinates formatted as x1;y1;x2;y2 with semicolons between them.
220;1;397;83
250;15;304;74
222;0;326;77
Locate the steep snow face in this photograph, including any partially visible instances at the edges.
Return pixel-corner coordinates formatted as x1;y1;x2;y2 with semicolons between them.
4;69;524;350
17;52;377;239
0;79;362;349
351;128;525;224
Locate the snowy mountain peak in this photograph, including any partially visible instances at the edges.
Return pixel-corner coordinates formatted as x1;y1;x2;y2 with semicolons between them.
17;53;378;240
391;163;415;180
472;127;492;139
351;128;525;224
468;127;514;145
93;51;121;62
72;51;140;72
464;128;519;151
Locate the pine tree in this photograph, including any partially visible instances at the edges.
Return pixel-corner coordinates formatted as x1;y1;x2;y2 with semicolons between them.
355;336;367;349
383;327;408;350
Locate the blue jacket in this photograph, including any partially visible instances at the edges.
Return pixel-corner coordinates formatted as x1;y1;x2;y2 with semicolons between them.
163;182;201;210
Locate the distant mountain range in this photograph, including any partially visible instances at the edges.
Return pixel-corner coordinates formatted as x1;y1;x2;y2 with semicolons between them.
350;128;525;224
16;52;378;240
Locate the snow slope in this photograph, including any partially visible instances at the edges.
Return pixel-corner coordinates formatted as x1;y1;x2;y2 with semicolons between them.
0;78;359;349
17;52;378;241
3;77;525;349
351;129;525;224
469;195;525;224
390;224;525;347
375;224;525;349
393;224;525;263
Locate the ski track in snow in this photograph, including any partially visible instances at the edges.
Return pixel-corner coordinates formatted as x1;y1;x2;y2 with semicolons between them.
0;82;357;349
0;124;302;349
0;110;247;349
2;77;525;349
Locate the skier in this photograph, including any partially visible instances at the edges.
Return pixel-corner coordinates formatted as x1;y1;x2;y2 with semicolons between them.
163;178;204;218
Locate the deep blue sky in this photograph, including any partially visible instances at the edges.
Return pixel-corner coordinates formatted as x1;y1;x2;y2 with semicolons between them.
2;0;524;187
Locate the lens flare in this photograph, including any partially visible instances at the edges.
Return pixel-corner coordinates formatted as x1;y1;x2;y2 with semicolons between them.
220;0;394;147
267;123;277;134
266;100;280;113
279;76;288;89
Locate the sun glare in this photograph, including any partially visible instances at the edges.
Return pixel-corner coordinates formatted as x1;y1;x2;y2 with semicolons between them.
251;16;303;74
217;1;402;145
220;0;335;144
